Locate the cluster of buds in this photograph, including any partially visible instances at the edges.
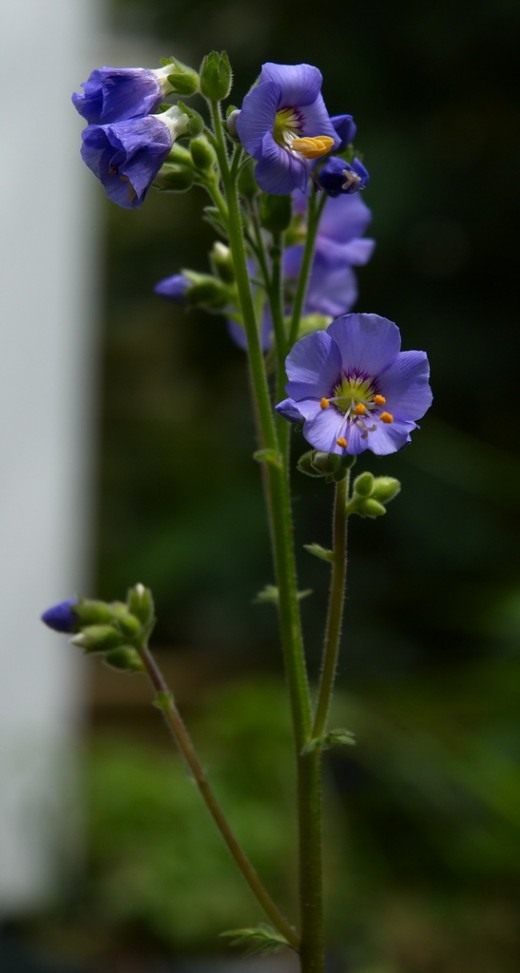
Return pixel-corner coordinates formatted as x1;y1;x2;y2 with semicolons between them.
346;472;401;518
41;584;155;671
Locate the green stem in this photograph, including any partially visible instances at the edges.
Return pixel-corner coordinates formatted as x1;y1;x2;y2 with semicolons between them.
288;188;326;347
313;473;350;739
137;643;299;949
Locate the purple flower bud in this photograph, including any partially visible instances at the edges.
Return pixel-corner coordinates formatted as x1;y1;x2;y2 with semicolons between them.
330;114;357;150
72;66;173;125
154;274;190;301
318;157;369;197
41;599;78;633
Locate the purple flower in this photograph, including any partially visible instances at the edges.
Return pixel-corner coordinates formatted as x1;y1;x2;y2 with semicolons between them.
80;106;188;208
41;599;78;633
276;313;432;455
317;157;369;197
72;66;172;124
331;114;357;150
154;274;190;301
236;62;340;194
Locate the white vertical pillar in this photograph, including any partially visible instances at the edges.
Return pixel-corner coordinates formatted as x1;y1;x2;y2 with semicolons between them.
0;0;100;911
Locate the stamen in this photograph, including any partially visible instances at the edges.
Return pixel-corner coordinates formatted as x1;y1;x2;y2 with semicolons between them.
353;403;367;415
373;394;386;405
380;411;394;424
320;397;330;410
291;135;335;160
341;170;362;192
336;436;348;448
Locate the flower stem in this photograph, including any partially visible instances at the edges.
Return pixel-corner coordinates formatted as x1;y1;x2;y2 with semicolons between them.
313;472;350;739
137;642;299;949
288;187;326;348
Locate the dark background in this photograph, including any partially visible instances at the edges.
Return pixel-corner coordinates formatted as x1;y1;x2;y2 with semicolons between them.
14;1;520;971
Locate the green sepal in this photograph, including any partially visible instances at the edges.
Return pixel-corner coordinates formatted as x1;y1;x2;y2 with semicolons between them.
103;646;144;672
259;193;292;233
71;624;124;653
183;270;230;308
220;924;291;956
165;58;200;96
176;101;205;136
190;135;217;171
303;542;334;563
74;599;115;627
110;603;142;640
253;448;283;470
200;50;233;100
154;163;194;193
302;728;356;755
297;449;356;482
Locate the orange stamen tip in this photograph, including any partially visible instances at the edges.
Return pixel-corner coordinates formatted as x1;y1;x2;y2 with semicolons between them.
291;135;335;159
380;411;394;424
320;397;330;410
373;394;386;405
336;437;348;448
353;403;367;415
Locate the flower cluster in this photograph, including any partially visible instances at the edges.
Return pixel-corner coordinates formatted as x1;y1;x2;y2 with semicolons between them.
73;66;190;208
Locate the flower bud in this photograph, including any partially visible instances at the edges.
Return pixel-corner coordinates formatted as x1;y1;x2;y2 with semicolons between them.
41;599;78;633
199;50;233;100
210;242;235;284
353;471;375;497
259;193;292;233
190;135;217;172
371;476;401;504
297;449;355;481
165;58;200;96
154;163;194;192
110;603;143;640
226;108;240;139
104;646;144;672
127;583;155;629
356;498;387;518
72;624;124;653
317;156;369;197
183;271;230;309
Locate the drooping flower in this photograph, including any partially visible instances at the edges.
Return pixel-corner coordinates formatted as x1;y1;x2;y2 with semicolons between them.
80;106;189;208
317;156;369;197
41;599;78;633
72;66;174;124
276;313;432;455
236;62;340;194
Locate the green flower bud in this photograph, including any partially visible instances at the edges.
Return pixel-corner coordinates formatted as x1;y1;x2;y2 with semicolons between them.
259;193;292;233
127;584;155;630
74;599;115;627
210;242;235;284
297;449;356;481
183;270;230;309
165;58;200;96
110;603;142;640
72;624;124;653
353;471;375;497
237;158;258;199
357;498;387;518
190;135;217;171
200;50;233;100
104;647;144;672
371;476;401;503
154;163;194;192
176;101;205;137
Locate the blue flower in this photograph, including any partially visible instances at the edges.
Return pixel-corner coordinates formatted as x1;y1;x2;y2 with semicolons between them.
80;106;189;208
72;66;173;124
41;599;78;633
330;114;357;150
236;62;340;194
154;274;190;301
276;313;432;455
317;157;369;197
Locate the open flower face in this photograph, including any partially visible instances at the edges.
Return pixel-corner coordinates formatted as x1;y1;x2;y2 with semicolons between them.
80;107;188;209
236;62;339;194
276;314;432;455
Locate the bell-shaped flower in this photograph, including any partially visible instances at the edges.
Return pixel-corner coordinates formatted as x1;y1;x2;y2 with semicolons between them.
236;62;340;194
72;65;174;124
276;313;432;455
80;106;189;209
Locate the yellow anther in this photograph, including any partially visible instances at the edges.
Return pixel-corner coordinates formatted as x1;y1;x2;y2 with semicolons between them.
380;411;394;424
353;403;367;415
320;397;330;410
373;394;386;405
336;436;348;448
291;135;335;159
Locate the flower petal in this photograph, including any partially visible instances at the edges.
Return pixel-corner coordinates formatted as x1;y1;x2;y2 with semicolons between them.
360;418;416;455
319;192;372;244
236;81;280;157
285;330;342;397
275;397;305;422
306;260;358;317
255;132;308;194
328;313;401;377
302;408;347;452
299;94;339;144
260;63;322;106
379;351;432;420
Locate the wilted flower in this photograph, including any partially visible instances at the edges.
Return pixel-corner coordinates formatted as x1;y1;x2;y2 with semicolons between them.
276;313;432;455
72;65;174;124
236;62;339;194
80;106;189;208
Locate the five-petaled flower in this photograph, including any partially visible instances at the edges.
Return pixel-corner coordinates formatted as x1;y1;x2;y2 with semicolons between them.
80;106;189;208
72;66;173;124
236;62;340;194
276;314;432;455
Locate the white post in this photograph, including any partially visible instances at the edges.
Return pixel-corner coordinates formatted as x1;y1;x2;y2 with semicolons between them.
0;0;100;912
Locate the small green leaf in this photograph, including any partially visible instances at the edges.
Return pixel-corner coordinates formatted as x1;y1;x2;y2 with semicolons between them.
302;728;356;754
304;542;334;563
254;584;279;605
220;924;290;956
253;448;283;469
153;690;174;712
